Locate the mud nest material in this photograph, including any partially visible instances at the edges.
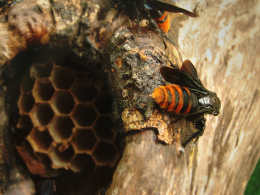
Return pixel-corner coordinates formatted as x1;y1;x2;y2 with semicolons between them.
15;59;119;176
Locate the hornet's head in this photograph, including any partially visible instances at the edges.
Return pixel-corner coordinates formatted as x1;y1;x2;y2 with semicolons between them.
207;92;221;116
198;92;221;116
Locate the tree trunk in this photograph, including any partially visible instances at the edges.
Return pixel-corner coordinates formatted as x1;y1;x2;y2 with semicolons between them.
0;0;259;195
105;0;260;195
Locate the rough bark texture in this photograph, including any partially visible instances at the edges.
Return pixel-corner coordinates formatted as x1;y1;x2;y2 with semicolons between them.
0;0;259;194
105;0;260;195
174;1;260;194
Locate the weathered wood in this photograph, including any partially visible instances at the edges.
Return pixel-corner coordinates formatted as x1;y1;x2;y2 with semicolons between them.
102;21;202;195
105;0;260;195
0;0;259;194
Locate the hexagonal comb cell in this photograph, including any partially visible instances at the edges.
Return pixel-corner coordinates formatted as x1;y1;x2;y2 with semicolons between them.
72;104;97;127
93;141;118;165
94;116;114;140
71;128;97;152
51;91;75;114
16;115;33;137
70;153;96;173
18;93;35;114
31;103;54;127
72;82;98;102
15;59;120;176
33;79;55;102
50;143;75;168
27;127;53;153
21;74;35;93
30;62;53;79
49;116;74;142
51;67;76;90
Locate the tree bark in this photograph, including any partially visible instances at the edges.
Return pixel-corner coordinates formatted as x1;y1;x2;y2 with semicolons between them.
0;0;259;195
105;1;260;195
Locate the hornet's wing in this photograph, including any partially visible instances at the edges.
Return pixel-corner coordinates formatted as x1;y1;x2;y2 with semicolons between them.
160;61;208;94
143;0;197;17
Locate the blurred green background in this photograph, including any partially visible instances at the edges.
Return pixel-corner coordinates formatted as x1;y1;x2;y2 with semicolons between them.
245;158;260;195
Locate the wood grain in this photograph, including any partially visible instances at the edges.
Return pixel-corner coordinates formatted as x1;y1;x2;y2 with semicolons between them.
106;0;260;194
0;0;259;194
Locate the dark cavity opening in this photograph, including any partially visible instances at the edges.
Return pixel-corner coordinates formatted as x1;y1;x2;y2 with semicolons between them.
94;92;112;114
93;141;117;164
94;116;114;140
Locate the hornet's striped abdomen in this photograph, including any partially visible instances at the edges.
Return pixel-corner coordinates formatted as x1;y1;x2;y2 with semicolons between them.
152;84;198;115
152;11;170;33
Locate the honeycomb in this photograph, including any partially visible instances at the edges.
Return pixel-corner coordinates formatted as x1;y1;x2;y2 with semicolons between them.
16;60;119;175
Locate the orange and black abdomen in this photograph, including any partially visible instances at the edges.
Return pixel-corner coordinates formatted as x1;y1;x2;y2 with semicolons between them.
152;84;198;115
151;10;170;33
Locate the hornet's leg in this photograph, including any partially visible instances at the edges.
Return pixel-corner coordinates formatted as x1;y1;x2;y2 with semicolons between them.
110;0;125;21
192;117;206;144
181;117;206;147
133;1;141;33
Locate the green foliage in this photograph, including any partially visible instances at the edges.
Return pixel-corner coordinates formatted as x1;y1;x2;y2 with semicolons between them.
244;158;260;195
